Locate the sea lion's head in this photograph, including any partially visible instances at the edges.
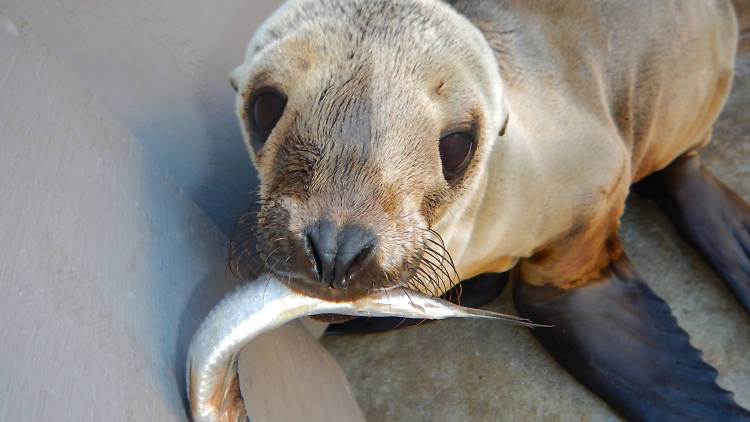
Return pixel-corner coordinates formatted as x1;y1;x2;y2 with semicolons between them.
229;0;506;300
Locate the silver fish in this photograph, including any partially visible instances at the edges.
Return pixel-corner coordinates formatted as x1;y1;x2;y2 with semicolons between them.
186;273;546;422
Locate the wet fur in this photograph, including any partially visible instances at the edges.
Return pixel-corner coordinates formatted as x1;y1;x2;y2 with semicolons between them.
229;0;738;294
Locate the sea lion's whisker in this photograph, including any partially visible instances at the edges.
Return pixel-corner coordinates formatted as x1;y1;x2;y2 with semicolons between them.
414;267;443;297
421;246;455;283
419;253;451;283
421;244;459;290
417;260;449;295
425;230;458;275
423;234;461;284
409;273;430;294
381;269;393;311
262;247;281;267
407;275;434;292
401;288;417;309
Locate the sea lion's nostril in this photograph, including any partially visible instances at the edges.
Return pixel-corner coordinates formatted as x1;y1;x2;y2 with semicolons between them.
305;232;324;282
305;219;337;285
304;220;376;288
334;226;376;288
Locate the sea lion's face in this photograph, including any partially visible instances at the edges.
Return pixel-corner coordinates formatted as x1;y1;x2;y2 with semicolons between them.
230;0;504;300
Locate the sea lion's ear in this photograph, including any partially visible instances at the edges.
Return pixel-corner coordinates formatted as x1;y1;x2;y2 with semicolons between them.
499;114;509;137
228;66;244;93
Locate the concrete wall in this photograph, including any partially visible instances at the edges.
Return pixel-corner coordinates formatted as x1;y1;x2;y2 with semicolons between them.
0;5;238;420
8;0;285;234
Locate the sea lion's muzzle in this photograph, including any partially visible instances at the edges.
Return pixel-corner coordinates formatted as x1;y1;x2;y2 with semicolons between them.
303;219;377;289
245;185;449;301
282;216;399;302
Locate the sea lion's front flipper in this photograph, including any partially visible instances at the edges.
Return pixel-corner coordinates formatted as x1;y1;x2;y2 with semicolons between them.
326;272;508;335
514;254;750;422
638;153;750;313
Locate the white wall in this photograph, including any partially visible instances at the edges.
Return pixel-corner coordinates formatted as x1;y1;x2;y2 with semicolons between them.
7;0;285;234
0;5;237;419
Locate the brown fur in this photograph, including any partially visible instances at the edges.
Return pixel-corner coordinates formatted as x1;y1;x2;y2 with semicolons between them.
231;0;738;294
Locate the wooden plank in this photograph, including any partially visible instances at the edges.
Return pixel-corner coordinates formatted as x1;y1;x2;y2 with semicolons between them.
0;7;235;420
238;321;367;422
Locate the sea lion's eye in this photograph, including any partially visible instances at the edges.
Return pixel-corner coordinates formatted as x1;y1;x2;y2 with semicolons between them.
250;90;286;139
439;132;475;181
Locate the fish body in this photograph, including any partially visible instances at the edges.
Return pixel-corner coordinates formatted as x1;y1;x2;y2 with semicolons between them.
187;274;540;422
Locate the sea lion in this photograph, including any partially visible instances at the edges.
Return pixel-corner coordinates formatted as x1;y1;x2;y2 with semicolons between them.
228;0;750;420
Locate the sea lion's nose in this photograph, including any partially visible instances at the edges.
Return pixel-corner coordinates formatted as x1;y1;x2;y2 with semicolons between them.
305;220;376;288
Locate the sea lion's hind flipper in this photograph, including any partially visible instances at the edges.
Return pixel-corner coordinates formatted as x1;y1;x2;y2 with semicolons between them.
513;255;750;421
325;272;508;335
638;153;750;313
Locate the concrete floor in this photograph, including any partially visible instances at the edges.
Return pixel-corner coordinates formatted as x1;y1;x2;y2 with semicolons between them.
321;53;750;422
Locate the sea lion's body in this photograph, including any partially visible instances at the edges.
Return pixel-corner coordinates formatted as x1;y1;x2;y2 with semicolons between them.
230;1;750;420
440;0;737;287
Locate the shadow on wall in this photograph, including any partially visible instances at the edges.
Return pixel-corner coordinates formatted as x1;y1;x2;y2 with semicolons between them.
148;0;282;235
7;0;283;235
194;0;271;234
135;2;286;416
138;149;244;419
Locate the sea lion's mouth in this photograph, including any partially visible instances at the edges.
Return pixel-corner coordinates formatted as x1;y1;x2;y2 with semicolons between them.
268;248;452;303
234;227;459;303
228;197;457;301
275;275;377;302
266;244;435;302
309;314;357;323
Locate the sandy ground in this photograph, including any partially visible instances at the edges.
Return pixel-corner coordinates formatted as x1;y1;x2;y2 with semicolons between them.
321;49;750;422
